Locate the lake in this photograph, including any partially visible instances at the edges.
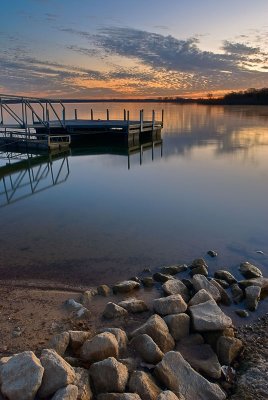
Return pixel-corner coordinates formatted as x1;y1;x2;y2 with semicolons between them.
1;103;268;290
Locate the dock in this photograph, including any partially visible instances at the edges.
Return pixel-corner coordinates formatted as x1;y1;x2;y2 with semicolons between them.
0;94;164;150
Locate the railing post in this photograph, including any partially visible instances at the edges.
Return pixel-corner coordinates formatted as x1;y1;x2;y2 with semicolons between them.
152;109;155;130
140;109;144;132
91;109;93;120
124;109;126;121
107;109;109;121
161;109;164;126
62;108;66;125
74;109;78;120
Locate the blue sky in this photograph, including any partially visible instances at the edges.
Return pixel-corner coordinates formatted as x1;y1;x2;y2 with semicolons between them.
1;0;268;97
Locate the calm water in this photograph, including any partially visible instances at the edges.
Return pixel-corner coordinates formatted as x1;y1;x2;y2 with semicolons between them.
1;104;268;290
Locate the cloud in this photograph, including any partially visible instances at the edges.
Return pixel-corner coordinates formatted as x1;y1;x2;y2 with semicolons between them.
222;41;260;55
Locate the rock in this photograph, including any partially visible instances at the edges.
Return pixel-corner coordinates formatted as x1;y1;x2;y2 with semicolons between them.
69;331;92;351
176;334;204;347
49;332;70;356
82;289;98;306
38;349;75;398
97;285;111;296
190;259;208;269
155;351;226;400
202;329;234;352
214;279;230;289
113;281;140;294
118;358;139;373
130;276;142;283
130;334;164;364
64;357;83;368
98;328;128;354
176;343;222;379
80;332;119;362
74;367;92;400
235;309;249;318
214;270;237;285
129;314;175;353
129;371;161;400
192;275;221;302
98;395;141;400
189;299;232;331
65;299;90;318
142;277;154;287
181;279;194;290
103;303;128;319
163;314;190;341
190;265;208;277
245;285;261;311
51;385;78;400
238;277;268;293
210;279;232;306
231;284;244;304
0;351;44;400
118;299;148;313
188;289;214;307
153;295;187;316
162;280;189;301
153;273;174;283
239;262;263;279
89;357;128;394
158;391;185;400
217;336;243;365
207;250;217;257
161;265;188;275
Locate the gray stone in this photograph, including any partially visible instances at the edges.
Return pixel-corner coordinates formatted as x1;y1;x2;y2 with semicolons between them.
231;284;244;304
130;334;163;364
235;309;249;318
161;265;188;275
80;332;119;362
210;279;232;306
245;285;261;311
189;299;232;331
153;273;174;283
238;277;268;293
190;259;208;269
69;331;92;351
82;289;98;306
163;314;190;341
118;299;148;313
98;395;141;400
65;299;90;319
97;285;111;297
155;351;226;400
191;265;208;277
49;332;70;356
129;314;175;353
217;336;243;365
113;281;140;294
176;334;204;347
38;349;76;398
207;250;217;258
162;280;189;301
192;275;221;302
103;302;128;319
118;358;139;373
51;385;78;400
0;351;44;400
64;357;82;368
176;343;221;379
188;289;214;307
89;357;128;394
202;329;234;352
158;391;185;400
142;277;154;287
239;262;263;279
74;367;92;400
153;295;187;316
98;328;128;354
214;270;237;285
214;279;230;289
129;371;161;400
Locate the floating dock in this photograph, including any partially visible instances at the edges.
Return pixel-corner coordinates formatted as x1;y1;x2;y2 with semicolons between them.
0;94;164;150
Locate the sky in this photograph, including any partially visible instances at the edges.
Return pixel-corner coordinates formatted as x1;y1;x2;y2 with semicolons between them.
1;0;268;98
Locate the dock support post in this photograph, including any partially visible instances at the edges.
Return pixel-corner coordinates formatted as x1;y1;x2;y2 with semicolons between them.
107;109;109;121
152;110;155;130
91;109;93;120
127;111;130;132
140;109;144;133
74;109;78;120
124;109;126;121
62;108;66;126
161;109;164;126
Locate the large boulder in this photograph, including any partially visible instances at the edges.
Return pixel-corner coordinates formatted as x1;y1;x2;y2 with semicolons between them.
239;262;262;279
98;395;141;400
38;349;76;398
161;265;188;275
163;314;190;341
129;371;161;400
245;285;261;311
98;328;128;354
0;351;44;400
175;343;221;379
51;385;78;400
189;300;232;331
238;277;268;293
80;332;119;362
89;357;128;394
210;279;232;306
49;332;70;356
153;273;174;283
192;275;221;302
130;334;164;364
155;351;226;400
188;289;214;307
214;270;237;285
217;336;243;365
118;299;148;313
162;280;189;302
74;367;92;400
113;281;140;294
97;285;111;297
190;265;208;277
158;391;185;400
103;303;128;319
153;295;187;316
129;315;175;353
69;331;92;352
